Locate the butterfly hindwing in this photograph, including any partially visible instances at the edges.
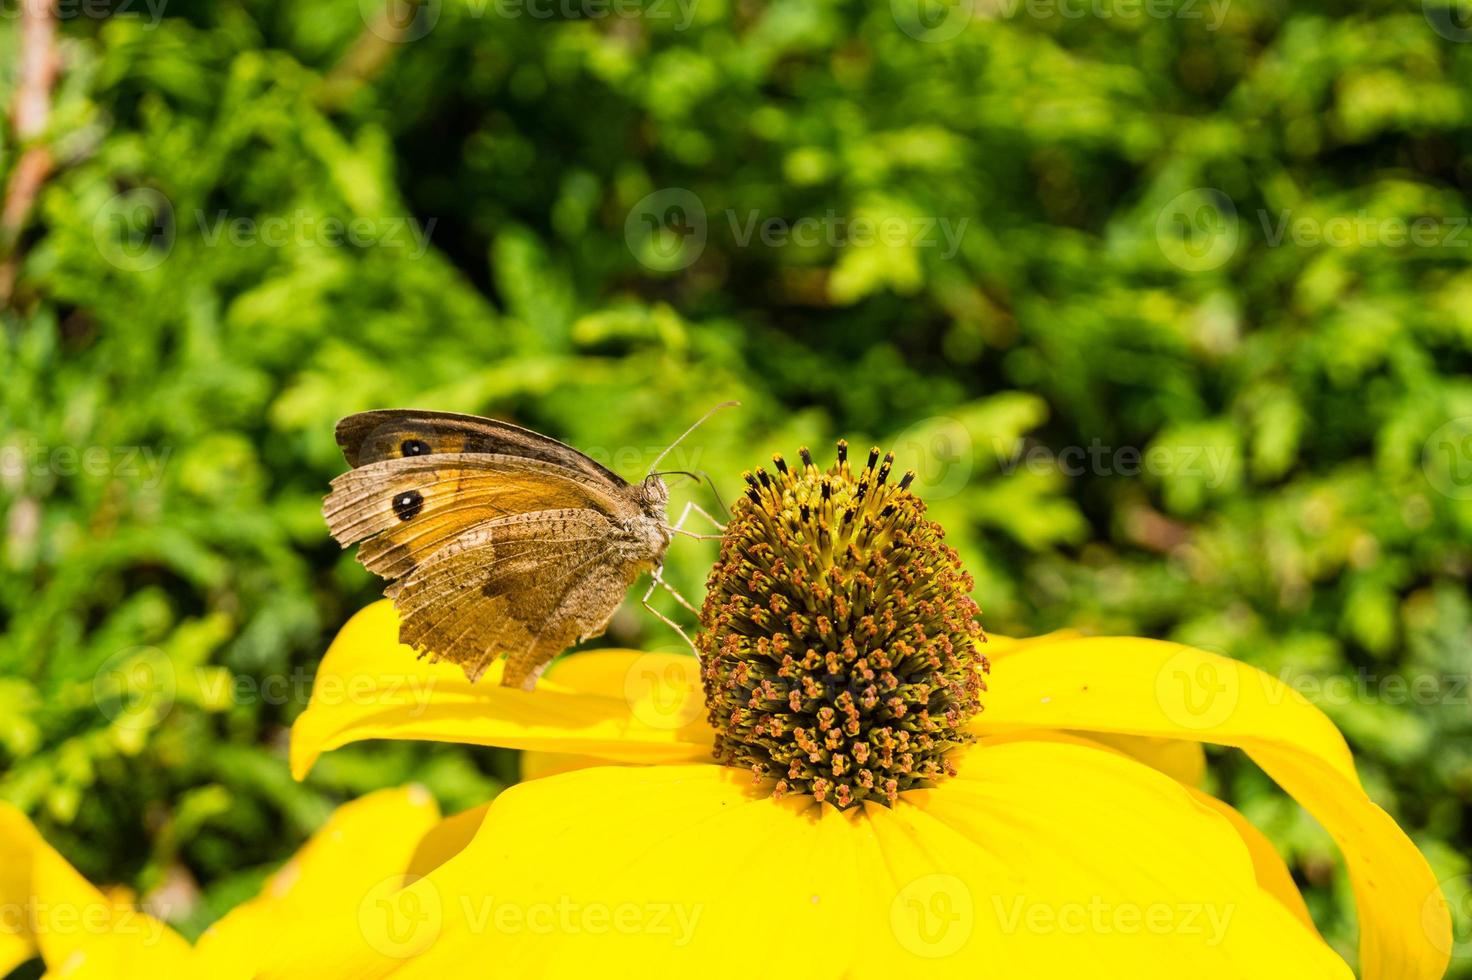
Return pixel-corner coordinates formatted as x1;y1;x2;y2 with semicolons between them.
390;510;640;689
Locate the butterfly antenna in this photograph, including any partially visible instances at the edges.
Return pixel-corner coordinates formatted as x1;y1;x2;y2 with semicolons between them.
647;400;740;475
652;469;732;522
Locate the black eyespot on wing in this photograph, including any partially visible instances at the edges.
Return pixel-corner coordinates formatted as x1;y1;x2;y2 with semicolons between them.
392;490;424;521
401;439;431;457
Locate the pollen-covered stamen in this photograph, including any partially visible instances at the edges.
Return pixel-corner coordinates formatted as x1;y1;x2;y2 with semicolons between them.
699;442;988;808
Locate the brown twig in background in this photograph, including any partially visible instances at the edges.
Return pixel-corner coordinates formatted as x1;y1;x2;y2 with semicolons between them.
0;0;61;307
317;1;422;111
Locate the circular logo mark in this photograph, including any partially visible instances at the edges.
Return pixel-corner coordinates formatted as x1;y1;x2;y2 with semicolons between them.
625;188;707;272
92;189;174;272
1425;875;1472;959
624;654;705;730
1424;0;1472;42
360;0;441;42
1155;188;1239;272
890;873;973;958
92;646;176;730
1422;416;1472;500
358;874;442;959
1155;650;1240;730
890;417;974;502
891;0;974;42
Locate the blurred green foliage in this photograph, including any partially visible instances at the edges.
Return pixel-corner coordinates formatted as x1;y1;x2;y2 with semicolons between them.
1;0;1470;969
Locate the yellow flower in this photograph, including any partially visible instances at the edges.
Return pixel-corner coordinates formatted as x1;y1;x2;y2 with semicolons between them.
287;445;1452;979
0;787;448;978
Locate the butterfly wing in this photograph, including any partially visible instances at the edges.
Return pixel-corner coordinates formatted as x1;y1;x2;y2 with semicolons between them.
323;453;635;585
335;409;626;489
390;510;643;689
323;418;662;688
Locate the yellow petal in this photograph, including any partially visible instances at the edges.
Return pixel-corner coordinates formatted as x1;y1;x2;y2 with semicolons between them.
1;802;192;978
982;730;1310;933
1187;787;1317;934
1078;731;1205;786
404;803;491;880
974;635;1449;978
291;601;712;779
0;803;45;974
25;829;192;978
983;628;1081;658
268;741;1349;978
196;786;443;976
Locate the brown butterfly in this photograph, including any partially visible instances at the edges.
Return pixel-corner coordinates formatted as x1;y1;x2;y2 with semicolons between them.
323;404;733;690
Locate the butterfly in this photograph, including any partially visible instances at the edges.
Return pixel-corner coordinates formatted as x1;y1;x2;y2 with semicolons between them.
322;404;733;690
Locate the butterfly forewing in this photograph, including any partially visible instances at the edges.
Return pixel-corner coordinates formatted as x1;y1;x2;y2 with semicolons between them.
335;410;626;488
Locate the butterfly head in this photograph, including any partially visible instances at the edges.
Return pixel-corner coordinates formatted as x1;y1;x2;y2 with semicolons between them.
638;472;670;514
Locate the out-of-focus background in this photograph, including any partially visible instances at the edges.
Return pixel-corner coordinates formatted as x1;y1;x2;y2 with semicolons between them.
1;0;1470;970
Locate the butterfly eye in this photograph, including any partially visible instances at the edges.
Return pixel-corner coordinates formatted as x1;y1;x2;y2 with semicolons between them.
401;439;431;457
392;490;424;521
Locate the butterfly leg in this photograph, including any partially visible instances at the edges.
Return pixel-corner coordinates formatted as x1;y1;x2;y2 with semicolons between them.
641;569;699;654
669;501;726;541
